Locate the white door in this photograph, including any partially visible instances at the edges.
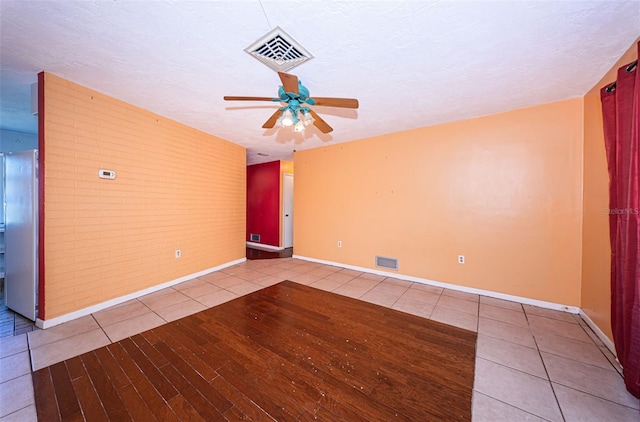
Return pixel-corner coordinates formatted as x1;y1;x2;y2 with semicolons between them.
283;173;294;248
5;150;38;321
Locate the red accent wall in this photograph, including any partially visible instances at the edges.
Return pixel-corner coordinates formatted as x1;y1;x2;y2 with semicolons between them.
37;71;45;320
247;161;280;247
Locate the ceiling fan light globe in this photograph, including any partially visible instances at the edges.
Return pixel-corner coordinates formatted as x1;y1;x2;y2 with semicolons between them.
294;121;305;132
303;112;313;126
281;109;294;126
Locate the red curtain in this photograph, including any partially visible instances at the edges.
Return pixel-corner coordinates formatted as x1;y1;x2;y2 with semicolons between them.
601;41;640;399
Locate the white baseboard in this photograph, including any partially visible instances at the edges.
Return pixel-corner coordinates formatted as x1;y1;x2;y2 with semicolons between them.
293;254;581;314
35;257;246;329
579;309;617;357
246;241;284;251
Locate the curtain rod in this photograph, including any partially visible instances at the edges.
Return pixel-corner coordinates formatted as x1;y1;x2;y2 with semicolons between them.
605;60;638;93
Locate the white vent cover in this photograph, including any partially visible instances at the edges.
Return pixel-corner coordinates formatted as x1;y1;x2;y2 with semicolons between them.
376;256;399;271
245;26;313;72
250;233;261;242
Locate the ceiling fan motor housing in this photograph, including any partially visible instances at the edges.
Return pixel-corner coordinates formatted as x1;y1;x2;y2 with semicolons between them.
278;83;314;105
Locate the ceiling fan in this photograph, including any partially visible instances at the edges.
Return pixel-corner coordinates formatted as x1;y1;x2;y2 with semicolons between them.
223;71;359;134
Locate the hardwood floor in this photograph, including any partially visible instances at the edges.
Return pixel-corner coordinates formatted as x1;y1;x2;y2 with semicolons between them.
246;246;294;260
32;281;477;421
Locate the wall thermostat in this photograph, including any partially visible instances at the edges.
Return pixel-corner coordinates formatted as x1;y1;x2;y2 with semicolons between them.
98;169;116;179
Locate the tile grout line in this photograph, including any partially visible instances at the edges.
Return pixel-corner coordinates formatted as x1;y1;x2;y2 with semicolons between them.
26;329;35;373
472;390;556;422
475;297;480;332
90;312;114;345
473;305;576;421
549;379;640;412
385;283;406;310
524;306;567;422
476;329;538;351
428;290;445;319
575;318;625;377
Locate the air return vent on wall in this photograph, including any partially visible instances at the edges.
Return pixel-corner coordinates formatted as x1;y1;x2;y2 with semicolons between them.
245;26;314;72
376;256;399;271
250;234;261;242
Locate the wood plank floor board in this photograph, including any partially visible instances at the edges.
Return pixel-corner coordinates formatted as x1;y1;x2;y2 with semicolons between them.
64;356;110;422
370;373;469;421
172;316;222;346
194;311;264;355
94;346;131;390
117;384;158;422
49;361;83;421
215;339;324;417
64;356;85;381
137;326;163;345
70;368;110;422
131;333;170;369
314;395;386;422
33;281;476;421
156;360;226;421
106;342;179;421
153;341;233;414
210;327;322;413
216;361;301;422
119;337;178;402
144;325;220;382
33;368;60;420
210;375;277;422
166;394;206;422
80;351;131;421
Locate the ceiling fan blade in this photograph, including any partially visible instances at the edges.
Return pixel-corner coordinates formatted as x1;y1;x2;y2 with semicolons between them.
224;96;276;102
309;109;333;133
262;109;282;129
310;97;359;109
278;72;299;95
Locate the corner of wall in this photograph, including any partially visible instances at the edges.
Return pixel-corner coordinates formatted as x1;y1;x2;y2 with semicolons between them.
579;38;639;345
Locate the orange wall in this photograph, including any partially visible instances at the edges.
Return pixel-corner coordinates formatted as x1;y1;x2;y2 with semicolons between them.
295;99;584;306
42;72;246;319
581;39;639;341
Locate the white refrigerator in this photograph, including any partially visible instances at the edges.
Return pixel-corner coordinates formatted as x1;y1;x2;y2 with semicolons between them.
5;150;38;321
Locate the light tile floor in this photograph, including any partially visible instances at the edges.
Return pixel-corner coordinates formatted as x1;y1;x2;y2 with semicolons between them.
1;257;638;421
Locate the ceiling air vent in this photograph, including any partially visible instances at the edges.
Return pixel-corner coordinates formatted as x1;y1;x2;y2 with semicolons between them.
376;256;399;271
245;26;314;72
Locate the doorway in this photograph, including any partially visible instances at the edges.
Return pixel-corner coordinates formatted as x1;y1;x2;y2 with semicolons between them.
283;173;294;249
0;131;39;337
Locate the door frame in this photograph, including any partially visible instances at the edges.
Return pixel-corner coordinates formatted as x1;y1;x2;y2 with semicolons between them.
282;173;294;248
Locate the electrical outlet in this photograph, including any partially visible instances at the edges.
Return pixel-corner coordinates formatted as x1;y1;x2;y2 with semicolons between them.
175;249;181;259
337;241;342;248
458;255;465;264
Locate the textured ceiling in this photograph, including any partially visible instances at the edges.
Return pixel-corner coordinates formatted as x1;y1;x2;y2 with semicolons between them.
1;1;639;164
